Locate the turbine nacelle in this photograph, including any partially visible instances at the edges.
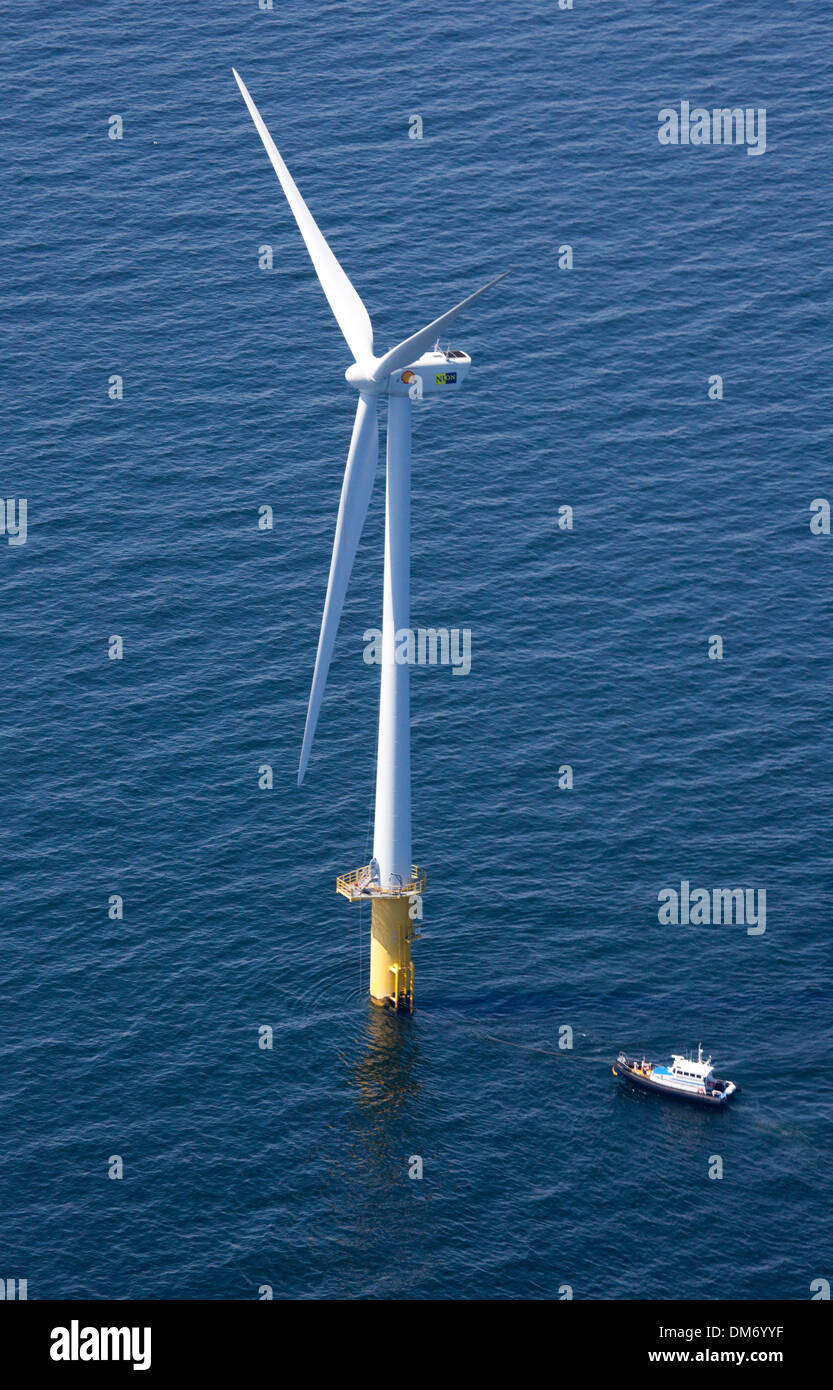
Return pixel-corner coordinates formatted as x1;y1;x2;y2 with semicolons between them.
345;348;472;396
388;347;472;397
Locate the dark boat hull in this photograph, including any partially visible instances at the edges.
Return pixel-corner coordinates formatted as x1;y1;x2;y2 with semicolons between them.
612;1059;736;1106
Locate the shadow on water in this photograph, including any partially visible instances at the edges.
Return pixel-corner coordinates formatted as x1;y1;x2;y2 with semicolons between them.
421;988;833;1021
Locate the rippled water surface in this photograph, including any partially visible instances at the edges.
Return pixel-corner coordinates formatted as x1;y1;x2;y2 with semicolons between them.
1;0;831;1298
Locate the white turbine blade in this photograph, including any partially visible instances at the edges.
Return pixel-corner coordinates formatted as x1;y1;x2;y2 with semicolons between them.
371;270;510;383
298;394;379;785
232;68;373;363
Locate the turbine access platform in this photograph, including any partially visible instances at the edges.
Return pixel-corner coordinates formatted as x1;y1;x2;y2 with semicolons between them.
337;864;426;1012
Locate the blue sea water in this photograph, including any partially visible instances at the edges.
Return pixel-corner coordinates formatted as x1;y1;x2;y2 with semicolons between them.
1;0;832;1299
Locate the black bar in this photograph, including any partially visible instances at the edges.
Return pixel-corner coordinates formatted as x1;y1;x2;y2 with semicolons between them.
1;1299;827;1376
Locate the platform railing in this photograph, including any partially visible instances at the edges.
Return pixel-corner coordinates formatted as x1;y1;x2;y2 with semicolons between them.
336;863;426;900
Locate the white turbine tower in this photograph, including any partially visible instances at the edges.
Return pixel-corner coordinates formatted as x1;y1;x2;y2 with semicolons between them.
234;70;506;1011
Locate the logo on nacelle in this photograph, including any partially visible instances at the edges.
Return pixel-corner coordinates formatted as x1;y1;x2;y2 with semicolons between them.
434;372;457;385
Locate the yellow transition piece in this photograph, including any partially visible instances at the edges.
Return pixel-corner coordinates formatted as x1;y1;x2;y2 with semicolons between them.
370;896;414;1011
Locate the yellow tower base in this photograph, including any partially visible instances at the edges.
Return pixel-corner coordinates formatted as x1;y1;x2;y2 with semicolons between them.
370;897;414;1012
336;864;424;1012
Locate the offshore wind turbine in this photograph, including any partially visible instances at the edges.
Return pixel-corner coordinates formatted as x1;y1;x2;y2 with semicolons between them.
233;70;506;1011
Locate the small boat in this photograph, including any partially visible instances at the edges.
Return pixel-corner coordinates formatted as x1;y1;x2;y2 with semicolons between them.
613;1044;738;1106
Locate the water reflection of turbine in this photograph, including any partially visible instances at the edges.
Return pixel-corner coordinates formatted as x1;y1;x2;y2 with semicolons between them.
347;1018;427;1266
350;1006;422;1116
